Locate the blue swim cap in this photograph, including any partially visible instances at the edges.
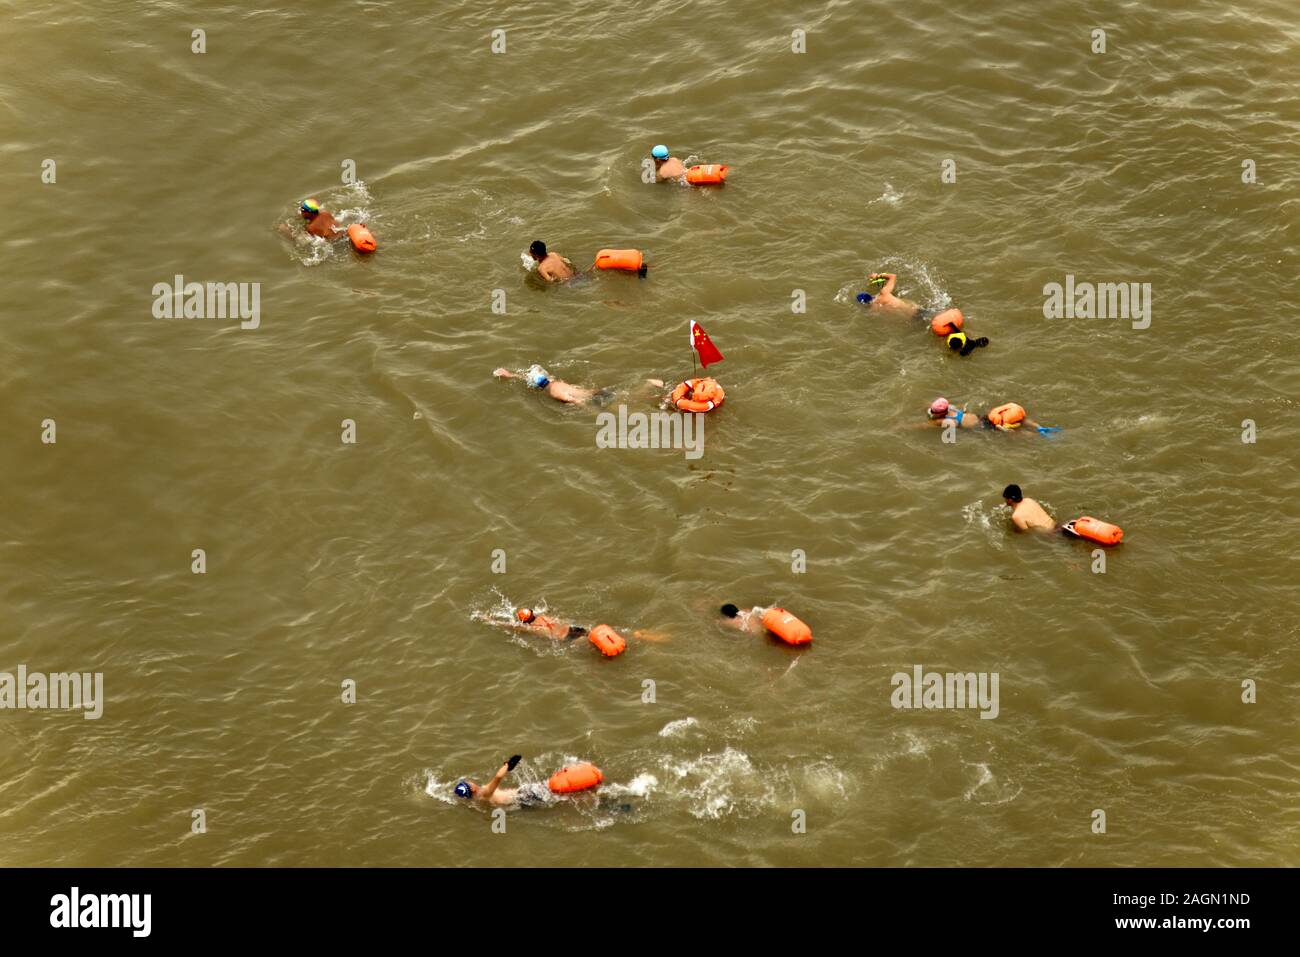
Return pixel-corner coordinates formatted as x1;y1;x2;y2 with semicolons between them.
857;292;873;304
525;364;551;389
651;145;669;160
454;781;472;799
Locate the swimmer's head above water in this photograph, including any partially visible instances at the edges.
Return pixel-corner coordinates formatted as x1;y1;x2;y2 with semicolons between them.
720;603;740;618
1003;484;1023;504
515;607;536;623
300;198;321;219
528;240;547;262
651;144;670;162
454;780;476;799
928;397;950;419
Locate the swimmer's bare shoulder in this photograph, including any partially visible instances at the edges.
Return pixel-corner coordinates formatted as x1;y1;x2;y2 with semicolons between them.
1014;498;1056;531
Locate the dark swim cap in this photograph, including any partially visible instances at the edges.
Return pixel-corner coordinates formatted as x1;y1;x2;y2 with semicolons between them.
454;781;472;798
856;293;873;304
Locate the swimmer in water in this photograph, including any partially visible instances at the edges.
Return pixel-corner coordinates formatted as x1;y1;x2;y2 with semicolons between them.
528;240;577;283
493;365;613;406
298;198;344;240
719;603;770;635
453;755;552;808
859;273;989;356
926;398;1056;434
1002;484;1059;533
508;606;589;641
650;144;687;181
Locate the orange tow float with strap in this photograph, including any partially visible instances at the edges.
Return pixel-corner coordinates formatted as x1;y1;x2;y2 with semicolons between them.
547;763;603;794
594;249;647;276
347;224;377;253
588;624;627;658
670;377;725;413
761;607;813;646
930;309;963;336
986;403;1026;428
685;164;729;185
1064;516;1124;546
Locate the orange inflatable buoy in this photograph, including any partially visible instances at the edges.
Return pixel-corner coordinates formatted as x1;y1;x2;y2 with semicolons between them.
987;403;1026;428
594;249;646;275
547;763;603;794
347;224;377;253
670;377;725;413
1065;516;1124;546
930;309;963;336
685;164;729;185
588;624;627;658
761;607;812;646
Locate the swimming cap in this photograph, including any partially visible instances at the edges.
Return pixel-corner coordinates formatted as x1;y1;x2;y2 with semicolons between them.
454;781;472;799
651;145;669;160
516;608;535;623
929;398;950;417
301;198;321;215
856;292;873;304
947;331;968;349
525;365;550;389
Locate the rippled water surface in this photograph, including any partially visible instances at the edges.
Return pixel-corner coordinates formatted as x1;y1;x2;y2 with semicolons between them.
1;0;1297;866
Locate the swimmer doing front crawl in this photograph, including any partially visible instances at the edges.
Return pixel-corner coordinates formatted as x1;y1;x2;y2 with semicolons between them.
858;272;989;356
493;364;615;406
454;755;550;808
1002;484;1125;545
926;398;1060;435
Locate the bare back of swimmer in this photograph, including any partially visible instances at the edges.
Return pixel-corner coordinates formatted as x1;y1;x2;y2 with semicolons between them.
1002;484;1058;532
720;603;769;635
510;607;588;641
528;240;576;283
299;198;344;240
493;366;599;405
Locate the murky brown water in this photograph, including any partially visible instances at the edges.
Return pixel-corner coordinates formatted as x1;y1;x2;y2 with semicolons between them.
1;0;1297;866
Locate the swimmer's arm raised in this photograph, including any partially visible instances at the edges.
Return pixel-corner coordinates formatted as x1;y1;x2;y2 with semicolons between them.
478;759;514;799
870;273;898;297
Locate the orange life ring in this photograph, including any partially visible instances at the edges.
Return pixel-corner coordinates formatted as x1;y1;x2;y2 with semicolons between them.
594;249;644;272
670;377;725;413
930;308;963;336
987;403;1026;428
588;624;627;658
761;607;812;646
347;224;377;253
1065;516;1124;546
547;763;603;794
685;164;729;185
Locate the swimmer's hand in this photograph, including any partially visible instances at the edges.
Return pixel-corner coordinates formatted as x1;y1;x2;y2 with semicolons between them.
506;755;522;771
493;368;515;379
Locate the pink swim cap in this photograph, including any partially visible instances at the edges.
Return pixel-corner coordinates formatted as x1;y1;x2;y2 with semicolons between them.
929;397;950;417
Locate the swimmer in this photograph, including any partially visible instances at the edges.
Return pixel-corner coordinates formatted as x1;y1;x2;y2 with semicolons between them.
719;603;769;635
493;365;611;405
926;398;1056;434
1001;484;1059;533
650;144;687;181
507;606;589;641
298;198;344;240
858;273;989;356
453;755;551;808
528;240;576;283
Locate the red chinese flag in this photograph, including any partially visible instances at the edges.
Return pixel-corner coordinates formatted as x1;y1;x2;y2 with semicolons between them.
690;320;724;368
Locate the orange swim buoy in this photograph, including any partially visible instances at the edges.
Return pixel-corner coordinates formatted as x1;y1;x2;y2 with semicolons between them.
594;249;645;274
1065;516;1124;546
588;624;627;658
986;403;1026;428
347;224;377;253
685;164;729;185
670;377;725;413
930;308;963;336
761;607;812;646
547;763;603;794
